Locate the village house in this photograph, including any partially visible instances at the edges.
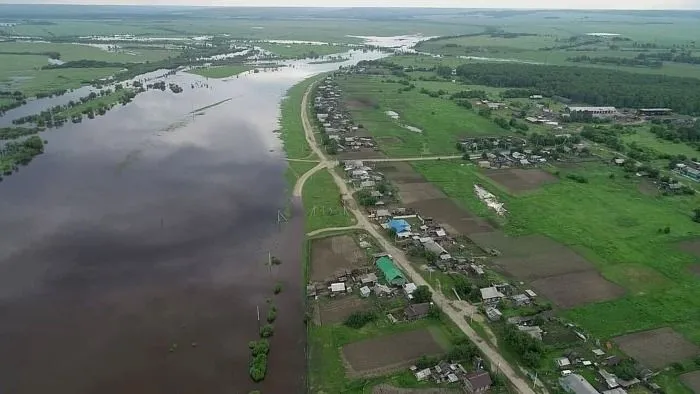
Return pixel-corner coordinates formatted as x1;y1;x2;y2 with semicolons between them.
404;302;431;320
480;286;505;305
376;256;407;286
560;373;600;394
359;286;371;298
463;370;492;393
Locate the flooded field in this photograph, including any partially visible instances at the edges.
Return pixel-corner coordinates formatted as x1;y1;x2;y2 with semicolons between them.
0;50;384;393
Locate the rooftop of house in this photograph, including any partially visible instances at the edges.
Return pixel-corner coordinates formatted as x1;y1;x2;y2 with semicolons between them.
560;373;600;394
480;286;505;300
464;370;492;390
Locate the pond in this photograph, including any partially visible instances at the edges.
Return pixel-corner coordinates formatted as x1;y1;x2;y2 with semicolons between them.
0;49;386;393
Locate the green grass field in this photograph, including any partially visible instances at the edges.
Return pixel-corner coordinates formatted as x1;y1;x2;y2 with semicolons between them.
622;127;700;159
336;75;505;157
412;161;700;346
257;43;352;59
302;169;355;232
0;42;178;63
187;65;253;79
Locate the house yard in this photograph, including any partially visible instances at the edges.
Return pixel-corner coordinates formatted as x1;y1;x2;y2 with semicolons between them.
372;384;460;394
318;296;372;325
310;235;367;282
341;328;447;378
680;370;700;393
613;327;700;369
483;168;557;193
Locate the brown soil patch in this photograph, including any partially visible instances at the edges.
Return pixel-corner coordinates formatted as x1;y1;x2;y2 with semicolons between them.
484;168;557;193
372;384;460;394
407;198;494;235
342;329;446;378
345;98;376;110
310;235;367;282
379;162;427;184
531;270;625;308
470;232;624;308
689;264;700;278
678;238;700;258
681;371;700;393
637;179;660;197
319;296;372;325
396;182;446;204
614;328;700;369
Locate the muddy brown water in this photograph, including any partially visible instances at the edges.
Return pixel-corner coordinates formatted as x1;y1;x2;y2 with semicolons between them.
0;51;385;394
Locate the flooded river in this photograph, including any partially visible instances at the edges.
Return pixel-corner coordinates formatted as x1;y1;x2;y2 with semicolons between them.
0;49;384;393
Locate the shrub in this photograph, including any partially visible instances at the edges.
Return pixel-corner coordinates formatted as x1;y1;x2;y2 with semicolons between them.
249;353;267;382
274;282;283;294
344;311;377;329
566;174;588;183
250;339;269;356
260;324;274;338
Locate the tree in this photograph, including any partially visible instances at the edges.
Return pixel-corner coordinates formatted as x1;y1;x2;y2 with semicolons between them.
412;285;432;304
344;311;377;328
693;208;700;223
425;251;438;263
274;282;283;294
259;324;274;338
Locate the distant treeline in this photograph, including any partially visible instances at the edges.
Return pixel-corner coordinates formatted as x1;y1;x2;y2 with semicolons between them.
637;50;700;65
43;59;125;69
567;55;663;68
454;63;700;115
0;50;60;59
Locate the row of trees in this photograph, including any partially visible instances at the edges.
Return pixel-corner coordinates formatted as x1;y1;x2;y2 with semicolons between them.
567;55;663;68
649;121;700;144
454;63;700;115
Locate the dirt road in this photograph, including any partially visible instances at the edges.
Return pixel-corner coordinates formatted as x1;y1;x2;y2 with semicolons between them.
298;83;537;394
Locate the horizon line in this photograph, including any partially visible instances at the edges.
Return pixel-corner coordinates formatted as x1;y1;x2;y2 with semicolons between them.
0;3;699;10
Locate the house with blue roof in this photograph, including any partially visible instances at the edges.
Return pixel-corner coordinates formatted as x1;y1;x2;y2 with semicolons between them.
388;219;411;234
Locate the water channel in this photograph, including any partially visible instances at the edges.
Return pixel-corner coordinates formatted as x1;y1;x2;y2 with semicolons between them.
0;48;385;393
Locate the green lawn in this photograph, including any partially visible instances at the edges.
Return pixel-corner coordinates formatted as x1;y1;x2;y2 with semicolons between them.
302;169;355;232
335;75;505;157
622;127;700;159
187;65;253;79
412;161;700;346
257;43;352;59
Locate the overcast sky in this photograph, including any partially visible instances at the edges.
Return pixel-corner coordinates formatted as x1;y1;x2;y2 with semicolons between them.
1;0;699;9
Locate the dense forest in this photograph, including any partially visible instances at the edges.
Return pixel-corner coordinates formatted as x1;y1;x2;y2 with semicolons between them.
567;55;663;68
454;63;700;115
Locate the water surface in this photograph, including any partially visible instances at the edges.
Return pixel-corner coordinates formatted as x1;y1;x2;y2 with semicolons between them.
0;50;384;393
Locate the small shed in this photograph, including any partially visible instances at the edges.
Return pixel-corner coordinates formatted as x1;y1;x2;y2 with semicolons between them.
556;357;572;369
404;282;418;296
330;283;346;293
414;368;431;381
361;273;378;285
359;286;371;298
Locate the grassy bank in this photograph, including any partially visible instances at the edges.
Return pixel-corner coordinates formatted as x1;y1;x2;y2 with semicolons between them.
302;169;355;232
279;76;317;160
187;65;253;79
412;160;700;345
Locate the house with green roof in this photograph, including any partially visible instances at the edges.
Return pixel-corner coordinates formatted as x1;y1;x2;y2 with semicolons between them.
376;256;407;286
